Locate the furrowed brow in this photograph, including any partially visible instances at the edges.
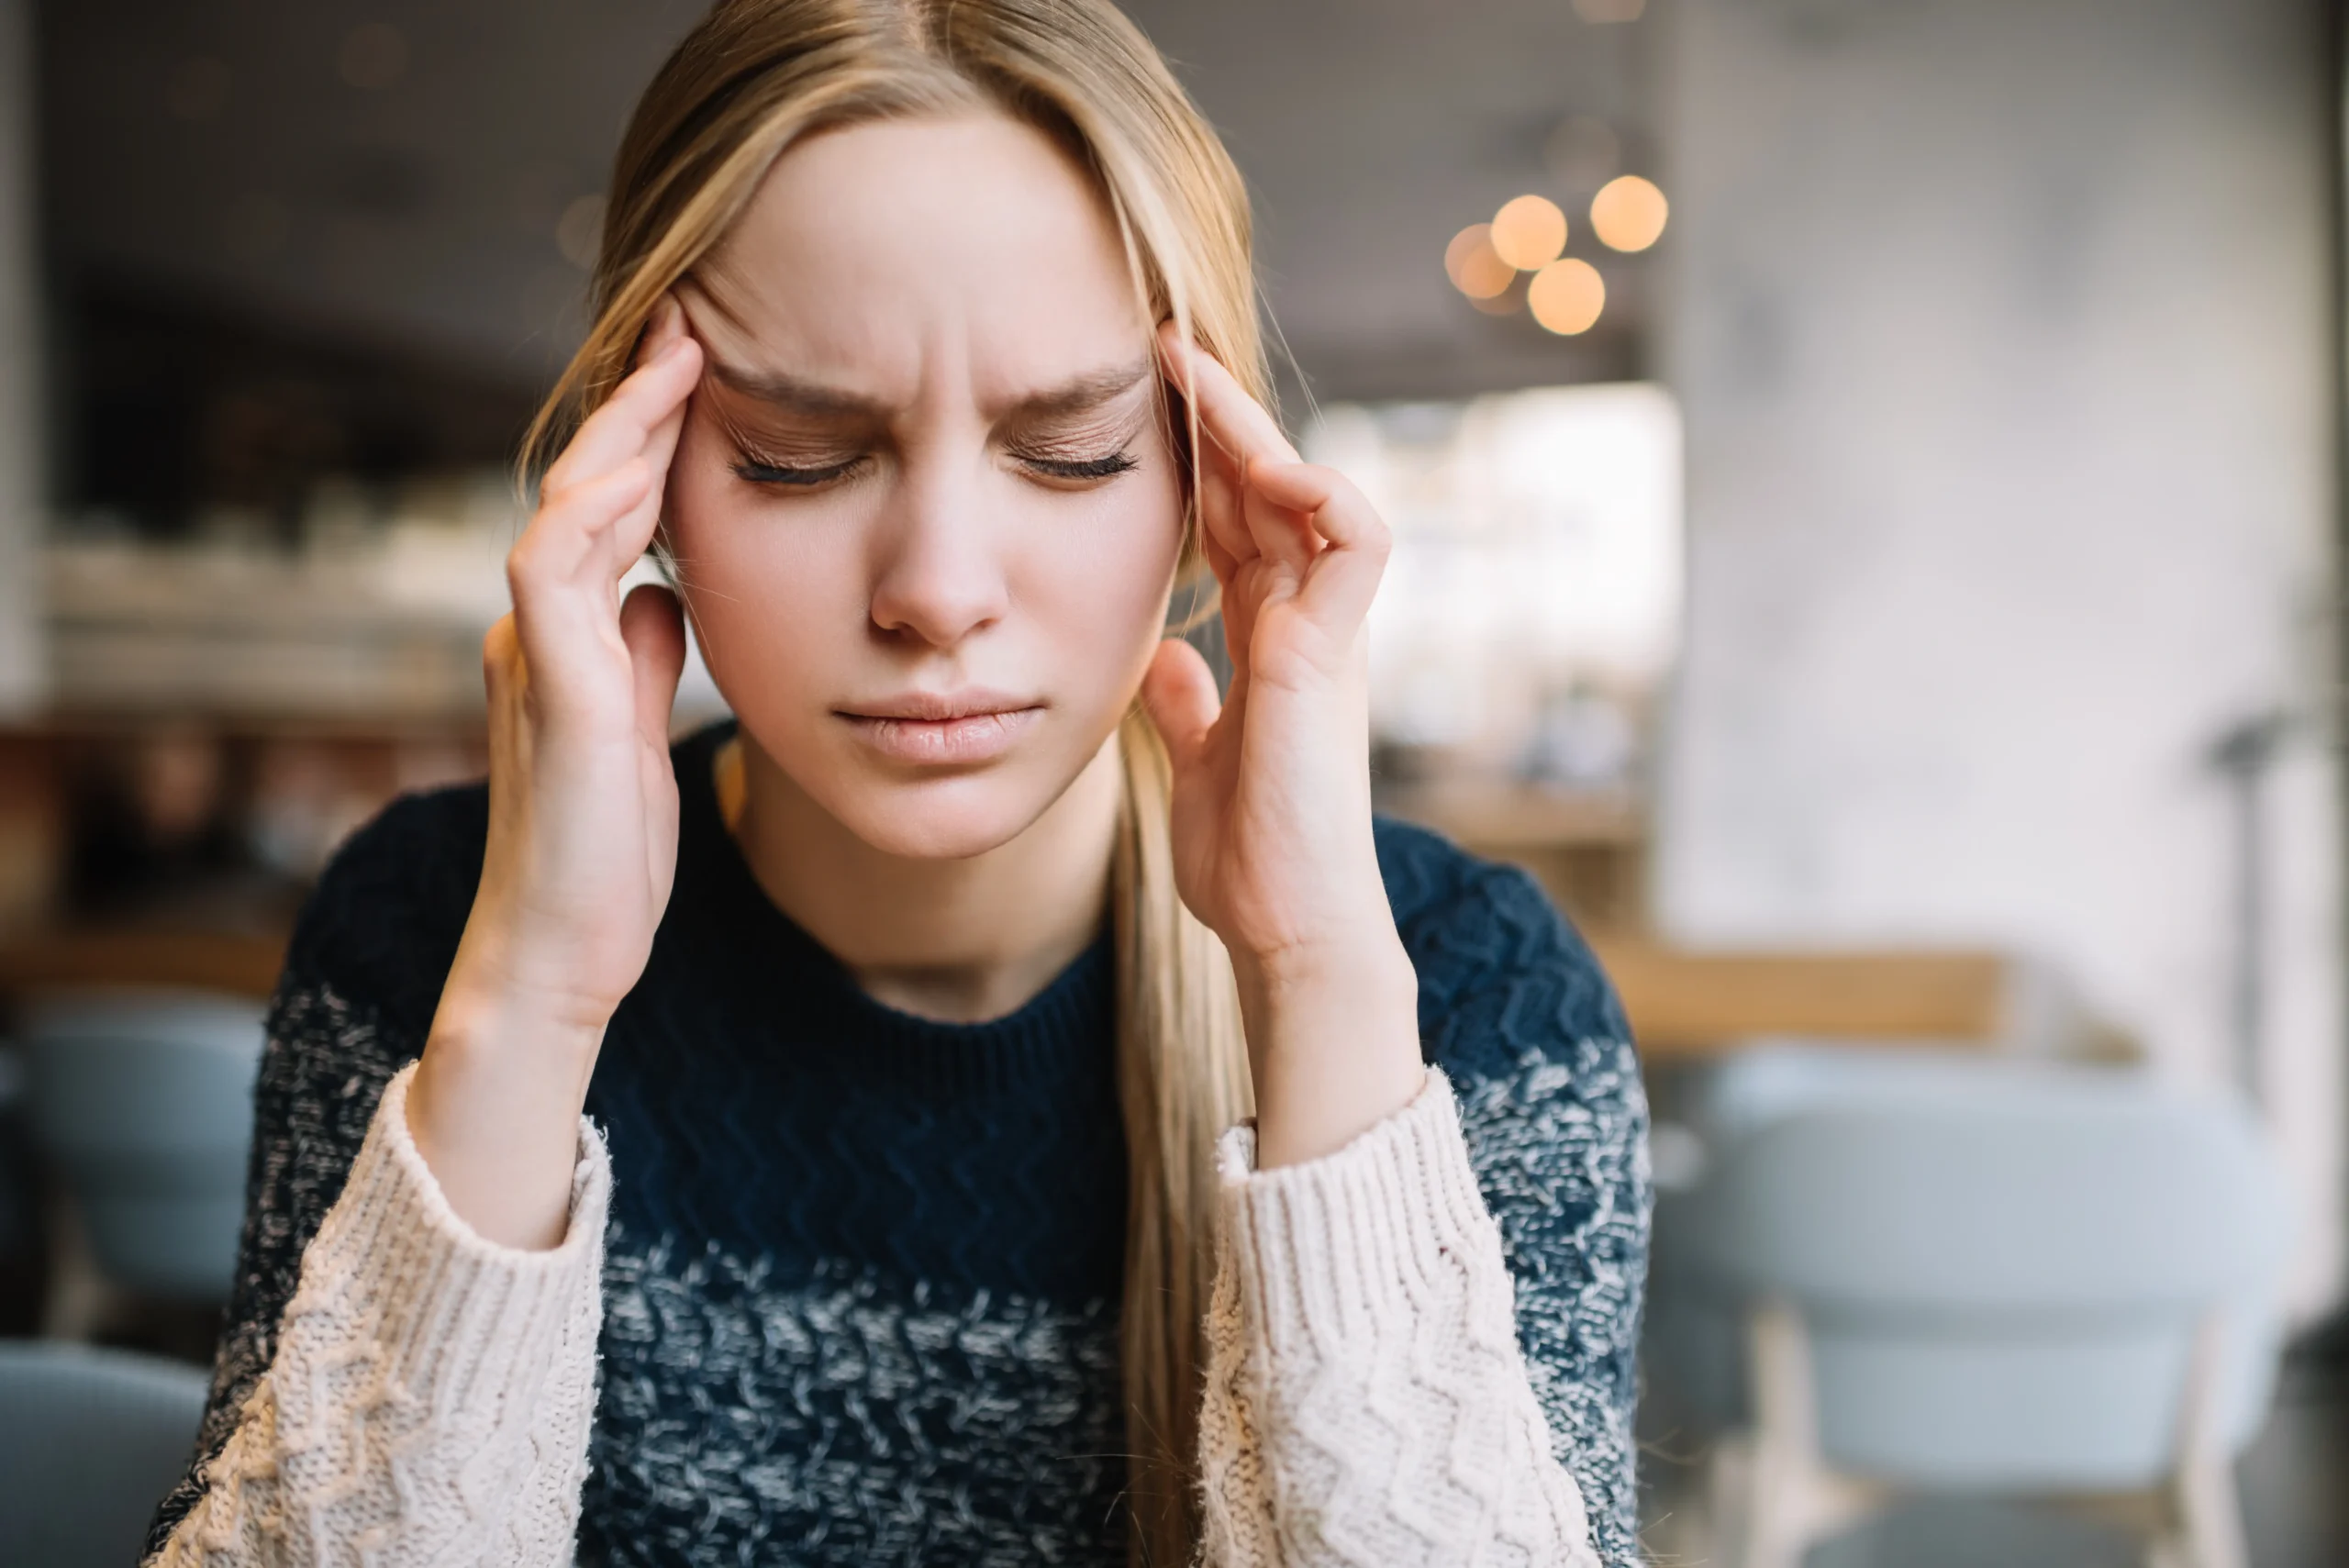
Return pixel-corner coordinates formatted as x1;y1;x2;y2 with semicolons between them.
705;361;887;420
702;355;1154;422
1009;357;1154;419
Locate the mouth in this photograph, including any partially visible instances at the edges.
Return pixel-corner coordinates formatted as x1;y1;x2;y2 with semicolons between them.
834;692;1045;765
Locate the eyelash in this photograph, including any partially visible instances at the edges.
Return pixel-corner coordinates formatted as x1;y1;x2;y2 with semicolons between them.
731;456;864;487
729;450;1140;488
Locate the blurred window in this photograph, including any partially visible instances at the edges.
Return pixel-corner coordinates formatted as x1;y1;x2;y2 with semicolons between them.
1301;384;1681;790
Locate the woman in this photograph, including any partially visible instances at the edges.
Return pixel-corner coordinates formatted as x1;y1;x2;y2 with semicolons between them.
146;2;1649;1564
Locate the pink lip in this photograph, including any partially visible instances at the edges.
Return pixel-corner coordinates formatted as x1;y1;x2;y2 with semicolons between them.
836;691;1044;765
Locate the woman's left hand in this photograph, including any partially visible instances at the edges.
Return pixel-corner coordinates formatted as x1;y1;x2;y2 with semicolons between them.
1141;325;1426;1168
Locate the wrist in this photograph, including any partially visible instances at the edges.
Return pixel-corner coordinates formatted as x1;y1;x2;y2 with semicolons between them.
1230;924;1417;1009
431;969;607;1070
441;903;624;1047
1231;929;1425;1170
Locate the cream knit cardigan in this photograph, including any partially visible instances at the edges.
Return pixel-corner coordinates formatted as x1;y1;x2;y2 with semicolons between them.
154;1062;1598;1567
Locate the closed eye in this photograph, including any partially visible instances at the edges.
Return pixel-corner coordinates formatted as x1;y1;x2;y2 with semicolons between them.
728;450;1138;487
732;455;867;488
1020;450;1140;483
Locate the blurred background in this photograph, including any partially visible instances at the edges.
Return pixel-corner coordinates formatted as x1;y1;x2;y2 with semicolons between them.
0;1;2341;1565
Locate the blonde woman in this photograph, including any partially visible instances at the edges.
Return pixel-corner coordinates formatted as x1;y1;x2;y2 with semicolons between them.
146;2;1648;1564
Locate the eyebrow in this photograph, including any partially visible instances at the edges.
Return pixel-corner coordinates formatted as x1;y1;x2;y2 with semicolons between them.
705;355;1155;422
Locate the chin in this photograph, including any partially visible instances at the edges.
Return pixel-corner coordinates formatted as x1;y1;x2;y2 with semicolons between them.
816;766;1068;862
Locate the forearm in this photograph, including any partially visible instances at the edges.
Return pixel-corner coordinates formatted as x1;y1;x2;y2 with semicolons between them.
154;1063;607;1568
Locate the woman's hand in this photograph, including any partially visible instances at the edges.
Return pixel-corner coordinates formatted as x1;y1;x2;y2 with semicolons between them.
1140;327;1425;1169
407;297;704;1249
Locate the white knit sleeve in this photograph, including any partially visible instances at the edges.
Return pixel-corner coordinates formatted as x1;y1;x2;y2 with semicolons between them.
152;1061;609;1568
1195;1065;1600;1568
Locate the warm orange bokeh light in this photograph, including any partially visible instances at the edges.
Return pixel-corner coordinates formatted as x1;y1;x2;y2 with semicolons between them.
1528;258;1605;334
1489;195;1568;271
1445;223;1517;299
1590;175;1669;252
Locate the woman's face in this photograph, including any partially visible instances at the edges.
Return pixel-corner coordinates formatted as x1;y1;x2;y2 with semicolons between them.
667;113;1185;859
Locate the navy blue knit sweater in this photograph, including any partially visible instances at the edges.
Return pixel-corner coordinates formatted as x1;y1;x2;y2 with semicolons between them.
148;723;1651;1565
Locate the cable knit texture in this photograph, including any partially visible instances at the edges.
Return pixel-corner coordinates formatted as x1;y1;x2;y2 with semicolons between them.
144;721;1650;1566
153;1065;607;1566
1198;1068;1600;1567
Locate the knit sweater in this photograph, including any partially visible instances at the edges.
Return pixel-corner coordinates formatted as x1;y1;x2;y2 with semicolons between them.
144;723;1651;1566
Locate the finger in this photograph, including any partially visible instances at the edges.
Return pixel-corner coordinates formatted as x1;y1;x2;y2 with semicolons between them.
1155;323;1298;471
1139;637;1221;777
1187;528;1247;674
1219;555;1272;674
1154;334;1314;575
620;582;688;751
609;343;699;567
507;462;655;693
1193;430;1256;572
481;614;523;711
542;329;703;498
511;459;653;595
631;295;685;372
1197;518;1238;591
1246;461;1392;632
1240;465;1319;575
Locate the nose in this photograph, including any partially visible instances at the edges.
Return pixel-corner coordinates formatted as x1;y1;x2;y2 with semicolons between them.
866;450;1011;649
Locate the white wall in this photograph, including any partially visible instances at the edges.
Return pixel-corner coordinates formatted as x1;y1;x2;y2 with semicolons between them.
0;0;42;714
1656;0;2343;1312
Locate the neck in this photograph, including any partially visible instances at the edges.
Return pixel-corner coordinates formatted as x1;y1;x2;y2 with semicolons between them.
720;730;1121;1024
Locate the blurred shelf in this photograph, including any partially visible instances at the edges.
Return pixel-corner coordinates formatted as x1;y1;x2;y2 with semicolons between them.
46;538;502;723
0;926;287;1001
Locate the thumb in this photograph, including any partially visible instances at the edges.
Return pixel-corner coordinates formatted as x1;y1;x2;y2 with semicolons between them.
620;582;689;748
1140;637;1220;776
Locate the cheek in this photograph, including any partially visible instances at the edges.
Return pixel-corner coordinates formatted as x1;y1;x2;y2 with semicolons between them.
663;427;850;706
1018;465;1188;682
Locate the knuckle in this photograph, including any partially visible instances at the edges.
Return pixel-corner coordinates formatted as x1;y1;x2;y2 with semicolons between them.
481;619;520;688
504;542;540;596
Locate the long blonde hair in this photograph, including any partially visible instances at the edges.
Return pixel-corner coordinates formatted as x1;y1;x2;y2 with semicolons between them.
520;3;1261;1559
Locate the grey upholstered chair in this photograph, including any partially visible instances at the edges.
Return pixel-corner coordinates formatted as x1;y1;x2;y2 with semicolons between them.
23;988;266;1318
1664;1047;2291;1568
0;1340;209;1568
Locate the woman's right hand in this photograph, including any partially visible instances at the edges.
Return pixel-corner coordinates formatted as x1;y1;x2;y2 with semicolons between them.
407;297;704;1250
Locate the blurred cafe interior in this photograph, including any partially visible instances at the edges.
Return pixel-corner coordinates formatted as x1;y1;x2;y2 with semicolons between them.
0;0;2345;1564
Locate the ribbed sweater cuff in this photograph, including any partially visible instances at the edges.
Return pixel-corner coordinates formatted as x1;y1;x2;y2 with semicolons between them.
296;1062;611;1416
1213;1066;1497;1342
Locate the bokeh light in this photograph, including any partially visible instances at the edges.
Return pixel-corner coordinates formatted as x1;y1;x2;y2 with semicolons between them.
1489;195;1568;271
1444;223;1516;300
1590;174;1669;252
1528;258;1605;334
